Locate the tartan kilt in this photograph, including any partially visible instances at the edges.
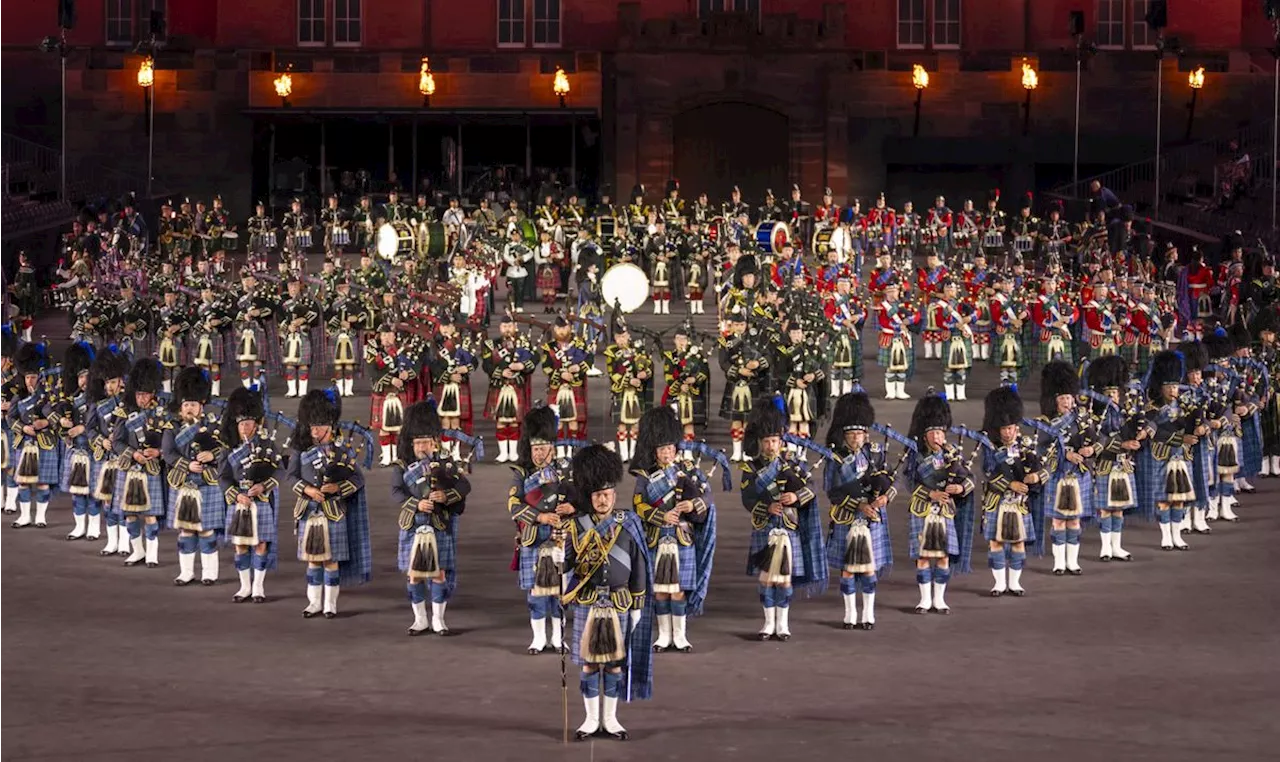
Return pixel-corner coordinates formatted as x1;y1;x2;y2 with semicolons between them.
1262;397;1280;455
15;442;61;487
397;525;458;574
876;335;915;380
1093;470;1137;513
296;508;350;562
824;519;891;575
907;513;959;559
165;479;227;531
517;523;555;590
547;385;589;429
484;382;531;422
224;498;279;544
649;525;697;591
745;526;805;578
113;465;167;517
1033;331;1074;368
281;331;314;367
982;507;1037;543
157;336;185;368
1191;442;1213;503
433;381;474;432
370;388;417;432
1133;342;1154;377
1044;470;1095;521
58;445;95;494
190;330;226;367
233;325;269;364
325;329;363;371
536;265;559;293
1241;417;1263;476
1137;450;1187;506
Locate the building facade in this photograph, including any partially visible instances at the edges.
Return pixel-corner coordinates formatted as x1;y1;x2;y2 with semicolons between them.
2;0;1273;210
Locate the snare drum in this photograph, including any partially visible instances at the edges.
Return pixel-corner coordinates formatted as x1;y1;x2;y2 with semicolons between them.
982;231;1005;249
596;216;617;240
220;231;239;251
755;221;790;255
1013;236;1033;253
293;230;313;250
331;227;351;247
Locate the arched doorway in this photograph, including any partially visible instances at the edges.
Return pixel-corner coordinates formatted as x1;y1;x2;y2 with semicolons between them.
673;102;788;204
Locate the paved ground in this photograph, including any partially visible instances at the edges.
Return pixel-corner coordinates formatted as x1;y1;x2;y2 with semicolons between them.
4;304;1279;762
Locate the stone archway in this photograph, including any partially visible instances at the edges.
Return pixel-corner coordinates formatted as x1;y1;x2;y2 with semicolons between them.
672;102;789;204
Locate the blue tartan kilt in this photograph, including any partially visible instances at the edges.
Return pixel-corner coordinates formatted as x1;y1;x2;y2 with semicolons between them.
1044;470;1095;520
1093;470;1136;513
281;331;313;367
517;523;555;590
825;519;891;574
58;445;95;493
14;442;61;487
569;601;629;668
1191;442;1213;504
745;526;805;579
165;480;227;531
1242;417;1263;476
1137;450;1183;505
397;526;457;574
224;498;279;544
876;339;915;380
296;509;350;562
907;513;959;559
649;525;697;591
113;466;167;517
982;508;1037;543
190;330;226;366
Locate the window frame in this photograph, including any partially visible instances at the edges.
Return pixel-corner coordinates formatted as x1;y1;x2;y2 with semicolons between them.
297;0;327;47
497;0;527;48
531;0;562;49
896;0;927;50
1130;0;1158;50
931;0;961;50
1096;0;1126;50
697;0;762;19
104;0;134;47
333;0;362;47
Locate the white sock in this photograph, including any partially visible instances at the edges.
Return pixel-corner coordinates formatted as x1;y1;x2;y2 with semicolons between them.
86;513;101;539
234;567;252;600
251;568;267;599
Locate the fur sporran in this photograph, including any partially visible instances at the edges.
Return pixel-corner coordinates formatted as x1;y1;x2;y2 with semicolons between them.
653;536;681;595
408;526;442;582
159;336;180;368
381;393;404;433
995;498;1026;544
195;334;213;366
1216;435;1240;477
842;521;875;575
236;328;259;362
94;461;120;502
122;469;151;513
1108;471;1134;509
946;336;970;370
439;383;462;418
530;540;564;598
919;511;949;558
555;385;577;422
16;443;41;485
495;384;520;422
1165;458;1195;503
173;485;204;531
731;382;753;415
283;332;304;365
757;528;793;586
334;332;356;365
300;512;332;562
888;336;909;373
228;503;259;547
620;389;642;425
1000;334;1021;368
581;601;626;664
67;450;92;495
1054;476;1083;517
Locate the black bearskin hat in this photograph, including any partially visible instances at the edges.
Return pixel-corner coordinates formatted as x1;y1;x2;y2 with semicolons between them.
982;386;1024;437
632;406;682;474
516;405;560;467
733;255;760;288
1203;329;1233;361
124;358;162;411
171;366;212;412
1040;361;1080;417
1087;354;1129;392
907;391;952;447
1;324;16;360
746;402;786;448
89;347;130;403
572;443;623;499
1249;306;1278;339
825;391;875;448
294;388;342;452
397;400;443;460
15;342;47;377
62;342;95;396
1147;350;1184;401
220;387;265;448
1227;322;1251;352
1180;340;1208;374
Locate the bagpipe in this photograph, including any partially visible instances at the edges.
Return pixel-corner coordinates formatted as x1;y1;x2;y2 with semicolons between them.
677;439;733;492
442;428;485;465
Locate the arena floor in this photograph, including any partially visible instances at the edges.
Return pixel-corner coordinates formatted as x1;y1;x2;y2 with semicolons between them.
4;308;1278;762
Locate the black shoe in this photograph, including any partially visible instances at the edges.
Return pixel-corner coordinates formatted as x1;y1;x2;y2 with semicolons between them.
653;644;666;653
1176;545;1190;552
676;644;692;652
436;628;451;637
1099;556;1112;563
201;579;216;586
914;606;928;614
1053;569;1066;576
174;578;194;586
860;622;875;631
774;633;791;642
574;730;596;742
232;593;249;603
146;562;158;568
302;610;320;618
843;622;855;629
1008;589;1026;597
990;589;1003;597
1068;568;1083;576
606;730;629;741
324;611;337;619
35;522;47;528
756;632;771;641
407;626;430;636
252;595;266;603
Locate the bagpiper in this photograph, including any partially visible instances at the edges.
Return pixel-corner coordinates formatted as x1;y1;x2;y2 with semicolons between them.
86;347;130;554
368;323;421;466
603;313;654;462
55;342;96;540
876;279;919;400
661;320;710;445
483;313;536;463
1140;350;1200;551
190;285;232;398
823;391;895;630
112;358;170;568
290;389;373;619
1036;360;1098;576
162;367;225;587
980;386;1046;597
543;316;591;455
822;268;865;398
219;386;284;603
1086;355;1141;561
630;406;715;652
325;278;369;397
718;307;770;462
279;279;322;398
429;321;479;458
155;287;190;393
9;343;58;530
394;400;470;636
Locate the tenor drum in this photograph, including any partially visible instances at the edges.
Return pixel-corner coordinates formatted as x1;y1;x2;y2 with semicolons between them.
755;221;790;255
331;227;351;247
417;221;447;260
292;230;313;250
600;262;650;313
982;231;1005;249
596;216;617;240
220;231;240;251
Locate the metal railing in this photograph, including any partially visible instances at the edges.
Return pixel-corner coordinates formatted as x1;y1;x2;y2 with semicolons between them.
3;133;64;198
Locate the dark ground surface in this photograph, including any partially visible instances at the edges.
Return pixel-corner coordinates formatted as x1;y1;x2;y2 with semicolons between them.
4;303;1280;762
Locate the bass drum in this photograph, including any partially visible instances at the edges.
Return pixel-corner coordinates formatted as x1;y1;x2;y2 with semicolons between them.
755;221;790;255
811;224;840;257
376;221;416;260
417;221;447;260
519;218;538;246
600;262;650;313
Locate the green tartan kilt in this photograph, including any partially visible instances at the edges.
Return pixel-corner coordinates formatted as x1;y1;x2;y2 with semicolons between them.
1033;332;1074;368
989;330;1031;380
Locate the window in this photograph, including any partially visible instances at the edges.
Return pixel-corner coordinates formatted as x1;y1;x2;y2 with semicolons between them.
1097;0;1125;49
498;0;526;46
298;0;325;46
698;0;761;17
897;0;926;48
105;0;133;46
334;0;361;45
141;0;167;42
932;0;961;48
532;0;561;47
1131;0;1157;48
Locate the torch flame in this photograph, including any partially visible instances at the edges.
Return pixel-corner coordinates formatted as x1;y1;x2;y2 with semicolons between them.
273;69;293;99
1188;66;1205;89
1021;60;1038;91
419;58;436;97
137;57;154;88
912;64;929;90
553;66;570;97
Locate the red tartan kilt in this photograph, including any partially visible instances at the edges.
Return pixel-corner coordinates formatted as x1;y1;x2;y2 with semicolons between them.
922;330;947;343
433;381;474;432
370;388;417;432
687;285;704;299
547;385;589;429
484;383;531;421
536;266;559;292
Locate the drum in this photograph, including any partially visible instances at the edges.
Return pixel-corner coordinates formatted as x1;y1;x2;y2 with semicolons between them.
706;216;727;244
331;227;351;247
755;221;790;255
1013;236;1034;254
982;231;1004;249
952;231;972;248
220;231;239;251
919;228;935;246
601;262;650;313
596;216;617;240
263;231;278;249
1045;240;1064;258
376;221;416;260
812;226;837;257
519;218;538;246
417;221;447;260
292;230;313;250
